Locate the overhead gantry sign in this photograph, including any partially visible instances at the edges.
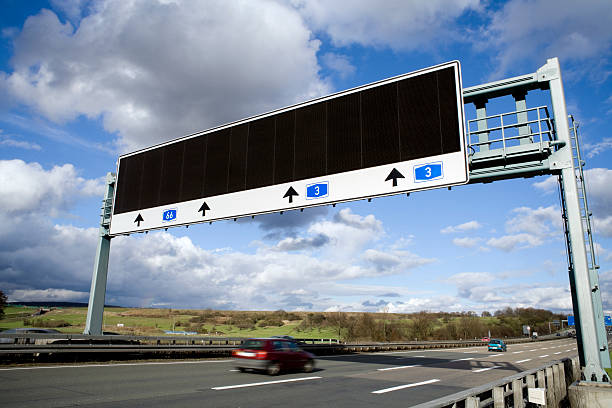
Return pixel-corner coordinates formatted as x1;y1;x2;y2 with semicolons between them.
109;61;468;236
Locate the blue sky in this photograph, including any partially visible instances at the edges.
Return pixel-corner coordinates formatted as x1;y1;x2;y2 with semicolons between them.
1;0;611;314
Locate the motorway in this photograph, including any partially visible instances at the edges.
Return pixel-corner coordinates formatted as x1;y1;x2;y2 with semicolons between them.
0;338;577;407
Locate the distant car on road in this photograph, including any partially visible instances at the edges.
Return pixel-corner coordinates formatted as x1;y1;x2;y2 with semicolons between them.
232;338;315;375
488;339;507;352
481;337;490;342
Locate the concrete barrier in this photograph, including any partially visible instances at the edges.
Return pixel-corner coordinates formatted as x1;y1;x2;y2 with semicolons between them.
568;381;612;407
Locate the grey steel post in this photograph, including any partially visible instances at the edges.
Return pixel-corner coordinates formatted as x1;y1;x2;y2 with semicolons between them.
84;172;115;335
513;91;532;145
474;99;489;153
545;57;609;381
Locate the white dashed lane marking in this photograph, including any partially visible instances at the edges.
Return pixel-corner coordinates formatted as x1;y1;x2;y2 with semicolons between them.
212;376;322;390
539;355;549;358
516;359;532;363
451;358;474;362
372;379;440;394
473;366;502;373
377;365;422;371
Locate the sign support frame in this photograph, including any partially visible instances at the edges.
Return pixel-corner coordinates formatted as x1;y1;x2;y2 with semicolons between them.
83;59;611;383
83;173;115;336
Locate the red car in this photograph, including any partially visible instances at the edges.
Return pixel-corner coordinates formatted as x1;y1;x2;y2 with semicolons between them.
232;338;315;375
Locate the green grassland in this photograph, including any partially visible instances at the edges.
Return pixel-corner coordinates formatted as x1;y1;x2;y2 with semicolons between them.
0;306;338;339
0;305;567;342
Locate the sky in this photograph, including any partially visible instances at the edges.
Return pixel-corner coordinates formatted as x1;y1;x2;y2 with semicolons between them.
1;0;611;315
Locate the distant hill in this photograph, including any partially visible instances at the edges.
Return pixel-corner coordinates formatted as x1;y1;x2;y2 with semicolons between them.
8;302;121;308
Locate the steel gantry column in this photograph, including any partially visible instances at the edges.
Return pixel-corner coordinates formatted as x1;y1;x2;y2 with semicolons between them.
545;58;610;381
464;57;610;382
84;172;115;335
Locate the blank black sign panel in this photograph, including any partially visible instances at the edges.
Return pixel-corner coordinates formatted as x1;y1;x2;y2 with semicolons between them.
113;63;463;216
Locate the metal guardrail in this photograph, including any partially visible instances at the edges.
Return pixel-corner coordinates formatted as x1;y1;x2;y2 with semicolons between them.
413;356;579;408
0;333;567;357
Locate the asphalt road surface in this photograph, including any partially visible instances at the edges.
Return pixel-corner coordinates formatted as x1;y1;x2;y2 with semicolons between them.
0;338;577;407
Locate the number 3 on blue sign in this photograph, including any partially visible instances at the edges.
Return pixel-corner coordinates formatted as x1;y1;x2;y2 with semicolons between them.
306;182;329;199
414;162;443;182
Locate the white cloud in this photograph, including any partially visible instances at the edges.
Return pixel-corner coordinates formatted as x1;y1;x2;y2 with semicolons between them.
0;159;104;216
308;208;384;260
275;234;329;251
594;216;612;238
441;220;482;234
485;206;560;252
2;0;330;152
452;237;482;248
532;176;557;193
487;233;543;252
385;296;466;314
9;288;88;303
533;169;612;237
584;168;612;216
445;272;573;311
363;248;435;274
0;171;431;310
481;0;612;79
584;138;612;158
0;129;41;150
293;0;482;51
583;168;612;237
505;206;560;236
321;53;355;79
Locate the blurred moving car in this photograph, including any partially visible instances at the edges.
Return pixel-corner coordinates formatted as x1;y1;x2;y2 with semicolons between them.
488;338;507;352
232;338;315;375
481;337;490;342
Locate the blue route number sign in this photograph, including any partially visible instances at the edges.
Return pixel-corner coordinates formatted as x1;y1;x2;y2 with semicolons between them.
306;182;329;199
414;162;443;182
162;209;177;222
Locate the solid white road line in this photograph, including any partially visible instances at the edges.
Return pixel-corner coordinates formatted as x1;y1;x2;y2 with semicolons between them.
0;360;230;371
372;379;440;394
472;366;502;373
212;376;322;390
539;355;549;358
378;364;422;371
516;359;532;364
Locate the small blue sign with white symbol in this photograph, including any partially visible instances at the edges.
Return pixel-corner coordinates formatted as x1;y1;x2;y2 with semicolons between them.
162;209;177;222
568;315;574;326
414;162;443;182
306;182;329;200
605;316;612;326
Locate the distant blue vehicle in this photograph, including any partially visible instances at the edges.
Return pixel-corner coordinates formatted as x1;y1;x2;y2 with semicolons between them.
488;339;507;352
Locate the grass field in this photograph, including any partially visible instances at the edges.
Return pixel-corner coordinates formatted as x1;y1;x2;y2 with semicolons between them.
0;306;339;339
0;305;568;342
